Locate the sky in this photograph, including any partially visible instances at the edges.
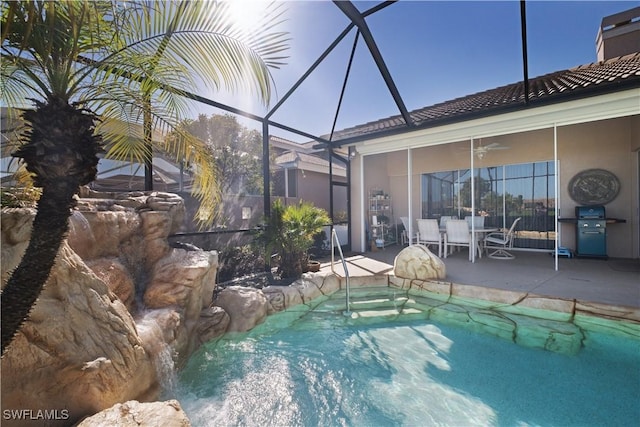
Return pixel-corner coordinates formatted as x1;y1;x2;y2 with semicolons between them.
196;0;638;143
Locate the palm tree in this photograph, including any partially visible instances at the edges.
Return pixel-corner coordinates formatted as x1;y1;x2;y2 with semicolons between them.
279;201;330;278
0;0;288;354
256;200;330;279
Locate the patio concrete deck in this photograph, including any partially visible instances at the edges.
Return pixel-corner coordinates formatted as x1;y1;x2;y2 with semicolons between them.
317;244;640;310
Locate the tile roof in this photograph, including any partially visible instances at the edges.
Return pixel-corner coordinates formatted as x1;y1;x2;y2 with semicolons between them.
330;53;640;143
275;150;346;171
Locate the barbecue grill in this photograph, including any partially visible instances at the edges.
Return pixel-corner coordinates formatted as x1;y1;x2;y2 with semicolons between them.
575;205;607;258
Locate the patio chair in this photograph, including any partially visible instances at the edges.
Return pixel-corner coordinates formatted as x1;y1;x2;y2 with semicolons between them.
439;216;455;229
466;216;486;248
400;216;417;245
416;219;442;257
444;220;473;261
465;216;485;229
484;217;522;259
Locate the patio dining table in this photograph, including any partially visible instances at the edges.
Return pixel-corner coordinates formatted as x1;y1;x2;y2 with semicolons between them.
440;226;499;260
470;227;499;259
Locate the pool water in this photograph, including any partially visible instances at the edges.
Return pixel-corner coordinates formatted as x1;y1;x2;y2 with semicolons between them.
176;305;640;427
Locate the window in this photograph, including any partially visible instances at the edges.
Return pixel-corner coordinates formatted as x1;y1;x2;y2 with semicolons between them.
287;169;297;198
272;169;297;198
242;207;252;220
421;161;556;250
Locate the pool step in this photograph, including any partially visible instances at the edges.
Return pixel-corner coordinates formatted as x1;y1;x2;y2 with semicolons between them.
336;275;390;289
308;286;586;354
314;286;427;321
326;286;405;309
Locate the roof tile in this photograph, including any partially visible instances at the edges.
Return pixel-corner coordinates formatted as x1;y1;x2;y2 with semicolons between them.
331;53;640;142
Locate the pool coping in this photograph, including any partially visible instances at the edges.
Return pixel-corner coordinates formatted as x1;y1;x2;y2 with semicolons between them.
388;275;640;324
300;270;640;327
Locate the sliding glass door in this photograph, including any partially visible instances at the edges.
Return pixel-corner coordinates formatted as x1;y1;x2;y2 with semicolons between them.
421;161;556;250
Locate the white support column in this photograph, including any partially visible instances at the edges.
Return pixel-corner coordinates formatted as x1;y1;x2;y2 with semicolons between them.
502;166;507;230
407;148;413;245
470;138;476;262
359;153;366;252
284;168;289;199
554;124;559;271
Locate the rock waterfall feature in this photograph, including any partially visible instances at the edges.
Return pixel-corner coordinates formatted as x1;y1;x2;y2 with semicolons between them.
1;190;220;426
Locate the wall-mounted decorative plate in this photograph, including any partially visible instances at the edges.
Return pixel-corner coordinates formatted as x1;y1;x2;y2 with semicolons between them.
568;169;620;205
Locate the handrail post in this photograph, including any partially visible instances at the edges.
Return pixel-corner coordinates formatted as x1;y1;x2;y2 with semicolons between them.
331;227;351;315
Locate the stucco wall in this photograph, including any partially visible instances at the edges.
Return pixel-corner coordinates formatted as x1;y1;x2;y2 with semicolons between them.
557;116;638;258
631;115;640;151
296;169;347;215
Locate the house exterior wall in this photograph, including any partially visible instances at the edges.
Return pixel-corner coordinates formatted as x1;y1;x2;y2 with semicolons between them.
557;116;639;258
351;115;640;258
631;115;640;151
294;169;347;215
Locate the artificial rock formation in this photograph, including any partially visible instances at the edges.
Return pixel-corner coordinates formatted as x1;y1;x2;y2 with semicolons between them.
0;242;157;427
195;306;231;345
86;257;136;310
76;400;191;427
214;286;269;333
1;190;218;425
210;274;343;333
393;244;446;280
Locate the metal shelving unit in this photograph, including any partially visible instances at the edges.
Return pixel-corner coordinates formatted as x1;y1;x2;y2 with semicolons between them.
368;189;397;248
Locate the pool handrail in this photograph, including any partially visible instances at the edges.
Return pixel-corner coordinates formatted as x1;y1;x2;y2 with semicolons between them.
330;227;351;315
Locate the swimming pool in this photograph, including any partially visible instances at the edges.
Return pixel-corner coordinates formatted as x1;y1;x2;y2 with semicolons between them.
175;288;640;426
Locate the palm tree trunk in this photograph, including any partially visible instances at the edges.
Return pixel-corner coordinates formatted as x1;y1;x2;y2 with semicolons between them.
143;98;153;191
1;99;102;356
280;250;303;279
1;181;78;354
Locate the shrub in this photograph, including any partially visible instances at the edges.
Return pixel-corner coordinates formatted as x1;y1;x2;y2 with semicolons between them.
255;200;330;279
217;245;265;283
0;186;41;208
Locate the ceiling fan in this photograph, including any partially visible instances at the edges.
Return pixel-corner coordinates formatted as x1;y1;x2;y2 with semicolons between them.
473;141;509;159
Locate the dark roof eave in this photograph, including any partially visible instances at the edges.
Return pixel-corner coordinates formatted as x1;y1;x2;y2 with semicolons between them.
330;77;640;148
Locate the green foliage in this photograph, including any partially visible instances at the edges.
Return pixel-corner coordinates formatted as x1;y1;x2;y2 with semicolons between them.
280;200;330;256
459;176;492;208
0;163;41;208
217;245;265;283
0;186;41;208
171;114;264;196
254;198;286;268
334;210;348;223
255;200;330;279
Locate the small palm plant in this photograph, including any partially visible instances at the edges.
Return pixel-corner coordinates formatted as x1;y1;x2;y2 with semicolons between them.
256;200;330;279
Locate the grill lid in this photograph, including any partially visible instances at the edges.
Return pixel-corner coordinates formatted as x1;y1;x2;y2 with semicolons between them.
575;205;605;219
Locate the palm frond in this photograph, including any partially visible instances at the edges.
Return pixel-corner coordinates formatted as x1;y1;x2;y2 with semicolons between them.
0;60;47;107
2;0;289;228
101;0;289;105
163;125;221;227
